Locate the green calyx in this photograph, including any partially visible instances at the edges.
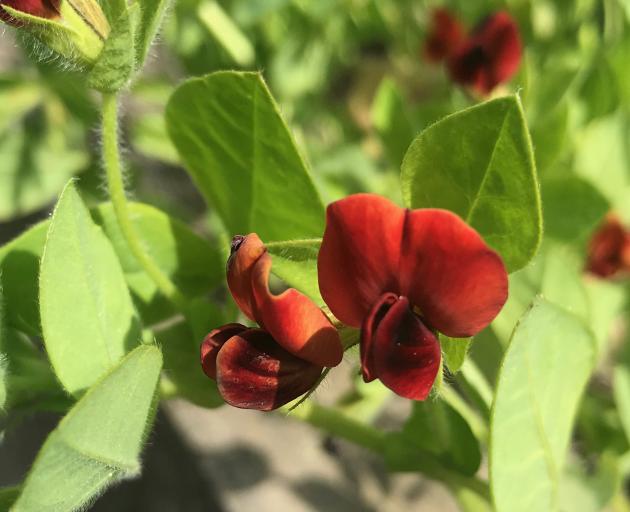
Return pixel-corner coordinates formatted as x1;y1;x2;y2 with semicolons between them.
3;0;110;64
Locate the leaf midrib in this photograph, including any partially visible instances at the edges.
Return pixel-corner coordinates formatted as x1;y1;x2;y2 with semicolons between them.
466;104;511;224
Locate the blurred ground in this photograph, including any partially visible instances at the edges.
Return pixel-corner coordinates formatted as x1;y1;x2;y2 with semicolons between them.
0;398;459;512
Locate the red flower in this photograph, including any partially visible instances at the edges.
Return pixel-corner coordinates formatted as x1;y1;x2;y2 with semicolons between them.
0;0;60;25
586;214;630;278
447;11;522;94
317;194;508;400
201;234;343;410
424;8;465;63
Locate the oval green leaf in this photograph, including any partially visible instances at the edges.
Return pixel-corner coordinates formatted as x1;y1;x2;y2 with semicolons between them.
166;71;325;241
490;298;596;512
401;95;542;272
12;344;162;512
39;182;141;395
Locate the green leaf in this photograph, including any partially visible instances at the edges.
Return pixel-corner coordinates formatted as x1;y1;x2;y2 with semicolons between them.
613;365;630;446
559;453;620;512
39;182;141;395
135;0;173;66
490;298;596;512
92;202;224;324
266;239;322;303
157;318;223;409
0;354;7;411
0;221;49;336
542;174;609;242
0;486;20;510
440;335;472;374
0;90;87;222
12;344;162;512
87;4;139;92
166;71;326;241
371;77;415;167
198;0;255;67
0;201;221;334
574;112;630;222
401;95;542;272
386;399;481;476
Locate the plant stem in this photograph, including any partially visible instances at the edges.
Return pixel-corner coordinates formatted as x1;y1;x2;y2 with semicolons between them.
285;401;491;501
101;93;187;310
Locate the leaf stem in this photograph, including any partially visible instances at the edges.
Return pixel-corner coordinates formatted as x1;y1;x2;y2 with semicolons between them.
101;93;187;310
285;401;491;501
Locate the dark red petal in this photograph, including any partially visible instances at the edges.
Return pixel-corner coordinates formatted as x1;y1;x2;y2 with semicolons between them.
586;214;630;278
424;8;465;63
215;329;323;411
251;253;343;367
200;323;248;379
360;293;398;382
447;11;521;94
226;234;266;322
318;194;405;328
399;209;508;338
0;0;60;24
368;295;441;400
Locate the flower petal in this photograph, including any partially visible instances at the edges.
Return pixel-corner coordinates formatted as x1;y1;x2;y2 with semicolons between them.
424;8;465;63
447;11;521;94
251;252;343;367
226;234;266;322
200;323;248;379
215;328;322;411
318;194;405;328
360;292;398;382
399;209;508;337
368;295;441;400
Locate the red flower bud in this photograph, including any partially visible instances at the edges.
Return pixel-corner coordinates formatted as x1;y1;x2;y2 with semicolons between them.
201;233;343;411
586;214;630;278
446;11;522;94
424;8;465;63
0;0;59;25
209;328;323;411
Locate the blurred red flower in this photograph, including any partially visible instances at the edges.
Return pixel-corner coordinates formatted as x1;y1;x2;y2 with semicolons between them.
424;9;522;94
424;8;464;63
318;194;508;400
0;0;59;25
201;234;342;411
586;214;630;278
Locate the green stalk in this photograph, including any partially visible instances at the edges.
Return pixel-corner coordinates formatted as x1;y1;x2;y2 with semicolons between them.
285;401;491;502
101;93;187;310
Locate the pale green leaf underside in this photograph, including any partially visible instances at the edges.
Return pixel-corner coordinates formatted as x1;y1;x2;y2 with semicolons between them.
401;95;542;272
266;238;322;303
13;345;162;512
39;182;141;395
490;298;596;512
166;71;325;241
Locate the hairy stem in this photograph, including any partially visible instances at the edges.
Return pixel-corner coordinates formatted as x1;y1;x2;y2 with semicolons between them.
101;93;187;310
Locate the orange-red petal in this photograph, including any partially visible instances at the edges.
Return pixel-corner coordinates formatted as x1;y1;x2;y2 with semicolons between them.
200;323;248;379
400;208;508;338
227;233;342;367
447;11;521;94
226;234;266;322
363;295;441;400
251;252;343;367
215;328;323;411
318;194;404;328
318;194;508;338
424;8;465;63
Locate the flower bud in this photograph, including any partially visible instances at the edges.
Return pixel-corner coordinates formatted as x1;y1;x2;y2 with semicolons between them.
201;326;323;411
0;0;110;65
